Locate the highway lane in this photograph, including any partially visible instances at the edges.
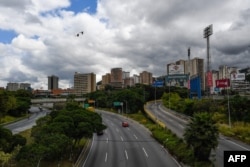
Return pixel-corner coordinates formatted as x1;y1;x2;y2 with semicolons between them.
4;106;48;134
83;110;181;167
146;101;250;167
147;103;186;138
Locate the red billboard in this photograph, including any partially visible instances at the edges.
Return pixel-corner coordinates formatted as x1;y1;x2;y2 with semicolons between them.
216;79;230;88
206;71;213;87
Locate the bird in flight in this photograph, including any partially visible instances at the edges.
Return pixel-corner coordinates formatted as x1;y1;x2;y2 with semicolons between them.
76;31;84;37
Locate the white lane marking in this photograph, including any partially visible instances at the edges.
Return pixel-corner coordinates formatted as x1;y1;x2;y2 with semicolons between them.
224;138;250;151
116;128;119;132
105;152;108;162
106;138;109;143
83;135;95;167
142;147;148;157
125;150;128;160
121;136;124;141
133;134;138;139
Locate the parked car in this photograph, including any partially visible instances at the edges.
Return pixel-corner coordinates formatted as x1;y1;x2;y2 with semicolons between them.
122;121;129;127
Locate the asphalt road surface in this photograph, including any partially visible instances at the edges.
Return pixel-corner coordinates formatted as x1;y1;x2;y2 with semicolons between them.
82;110;181;167
146;101;250;167
4;106;48;134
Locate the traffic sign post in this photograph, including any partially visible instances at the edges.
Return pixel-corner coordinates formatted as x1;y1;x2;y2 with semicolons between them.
216;79;231;128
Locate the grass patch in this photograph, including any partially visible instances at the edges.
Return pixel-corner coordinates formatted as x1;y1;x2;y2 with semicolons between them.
0;115;19;124
218;122;250;144
0;115;29;125
18;129;34;145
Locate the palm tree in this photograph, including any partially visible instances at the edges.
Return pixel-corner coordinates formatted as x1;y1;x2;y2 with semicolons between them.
184;112;219;161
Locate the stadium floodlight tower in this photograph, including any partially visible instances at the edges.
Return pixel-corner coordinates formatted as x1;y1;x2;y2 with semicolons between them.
203;24;213;96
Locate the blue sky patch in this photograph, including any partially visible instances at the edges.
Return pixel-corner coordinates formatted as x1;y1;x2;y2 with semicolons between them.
66;0;97;14
0;29;16;44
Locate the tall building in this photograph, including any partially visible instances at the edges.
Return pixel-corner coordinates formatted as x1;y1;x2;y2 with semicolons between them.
140;71;153;85
20;83;31;90
133;74;140;84
189;57;205;90
74;72;96;96
100;73;111;90
6;82;19;91
6;82;31;91
169;57;205;90
102;73;111;85
48;75;59;90
110;68;123;89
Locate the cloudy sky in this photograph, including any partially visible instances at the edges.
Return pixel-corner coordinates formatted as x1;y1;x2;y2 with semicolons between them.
0;0;249;89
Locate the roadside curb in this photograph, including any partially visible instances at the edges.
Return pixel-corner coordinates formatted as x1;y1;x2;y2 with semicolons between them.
74;138;93;167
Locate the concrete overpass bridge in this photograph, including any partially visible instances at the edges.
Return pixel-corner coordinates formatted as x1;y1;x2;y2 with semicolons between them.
31;98;85;104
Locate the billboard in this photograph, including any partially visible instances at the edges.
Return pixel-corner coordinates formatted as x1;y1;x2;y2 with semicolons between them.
165;74;189;87
168;65;184;75
230;73;245;81
190;76;201;99
152;80;164;87
206;71;213;87
216;79;230;88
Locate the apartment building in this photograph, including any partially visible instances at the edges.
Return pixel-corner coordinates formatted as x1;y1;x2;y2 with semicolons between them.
74;72;96;96
48;75;59;90
6;82;31;91
139;71;153;85
6;82;19;91
110;68;123;89
20;83;31;90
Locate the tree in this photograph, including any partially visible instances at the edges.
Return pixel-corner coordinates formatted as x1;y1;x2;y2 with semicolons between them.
16;143;48;167
184;112;219;161
0;126;13;152
229;95;250;122
0;91;9;122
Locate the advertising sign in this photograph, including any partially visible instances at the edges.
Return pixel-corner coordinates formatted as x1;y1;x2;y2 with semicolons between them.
230;73;245;81
216;79;230;88
206;71;213;87
190;76;201;99
165;74;189;87
152;80;164;87
168;64;184;75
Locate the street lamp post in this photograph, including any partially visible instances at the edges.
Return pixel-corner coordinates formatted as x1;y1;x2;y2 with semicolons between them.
125;100;127;114
155;85;156;105
121;102;123;115
204;24;213;97
227;88;231;128
169;81;170;108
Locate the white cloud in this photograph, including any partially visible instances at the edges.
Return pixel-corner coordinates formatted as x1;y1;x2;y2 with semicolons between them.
12;34;46;51
0;0;250;89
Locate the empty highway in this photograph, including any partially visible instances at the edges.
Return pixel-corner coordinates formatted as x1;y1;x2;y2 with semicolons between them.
83;110;181;167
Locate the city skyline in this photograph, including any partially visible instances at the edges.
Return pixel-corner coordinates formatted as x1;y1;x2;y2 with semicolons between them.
0;0;249;89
